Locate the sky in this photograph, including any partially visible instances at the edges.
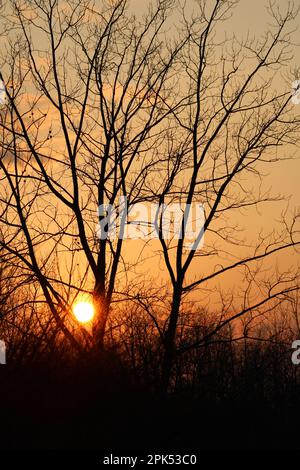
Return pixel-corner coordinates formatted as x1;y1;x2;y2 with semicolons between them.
1;0;299;317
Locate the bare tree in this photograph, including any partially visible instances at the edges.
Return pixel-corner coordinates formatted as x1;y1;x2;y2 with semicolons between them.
0;0;186;351
152;0;300;390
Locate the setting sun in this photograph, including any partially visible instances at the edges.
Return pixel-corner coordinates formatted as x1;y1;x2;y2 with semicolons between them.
73;301;94;323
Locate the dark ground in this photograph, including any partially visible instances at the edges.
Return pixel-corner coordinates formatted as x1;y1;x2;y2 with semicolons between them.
0;353;300;453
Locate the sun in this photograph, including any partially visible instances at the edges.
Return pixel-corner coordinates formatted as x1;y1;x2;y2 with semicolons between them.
73;301;94;323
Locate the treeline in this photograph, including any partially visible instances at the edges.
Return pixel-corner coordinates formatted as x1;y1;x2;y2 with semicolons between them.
1;291;300;450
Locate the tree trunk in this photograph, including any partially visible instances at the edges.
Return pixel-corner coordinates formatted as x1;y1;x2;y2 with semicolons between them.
160;289;182;392
92;287;109;349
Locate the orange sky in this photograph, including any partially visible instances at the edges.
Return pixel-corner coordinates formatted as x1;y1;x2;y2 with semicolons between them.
1;0;299;318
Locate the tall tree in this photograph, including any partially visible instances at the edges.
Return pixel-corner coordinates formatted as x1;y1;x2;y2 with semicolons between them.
155;0;300;389
0;0;185;350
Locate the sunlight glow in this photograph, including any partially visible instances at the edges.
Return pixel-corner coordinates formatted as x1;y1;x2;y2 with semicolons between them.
73;301;94;323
